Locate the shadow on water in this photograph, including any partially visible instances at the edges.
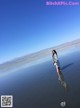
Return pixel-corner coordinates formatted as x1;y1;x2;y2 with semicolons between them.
61;63;74;71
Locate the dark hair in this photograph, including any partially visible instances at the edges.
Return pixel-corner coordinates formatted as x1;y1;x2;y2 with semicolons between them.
52;50;57;55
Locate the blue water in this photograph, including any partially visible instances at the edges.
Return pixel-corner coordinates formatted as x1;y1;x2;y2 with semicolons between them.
0;48;80;108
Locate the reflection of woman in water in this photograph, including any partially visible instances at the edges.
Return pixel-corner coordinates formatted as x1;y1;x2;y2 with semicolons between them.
52;50;68;91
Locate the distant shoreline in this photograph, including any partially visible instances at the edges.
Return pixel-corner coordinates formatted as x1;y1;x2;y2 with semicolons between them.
0;39;80;73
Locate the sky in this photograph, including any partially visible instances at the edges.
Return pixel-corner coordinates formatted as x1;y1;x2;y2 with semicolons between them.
0;0;80;63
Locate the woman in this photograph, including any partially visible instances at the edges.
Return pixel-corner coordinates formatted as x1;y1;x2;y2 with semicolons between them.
52;49;61;72
52;50;58;66
52;50;68;91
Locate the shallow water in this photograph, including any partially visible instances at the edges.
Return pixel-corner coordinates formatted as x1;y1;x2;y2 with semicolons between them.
0;48;80;108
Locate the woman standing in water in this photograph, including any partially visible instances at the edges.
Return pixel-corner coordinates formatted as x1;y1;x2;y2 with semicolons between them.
52;50;61;73
52;49;68;90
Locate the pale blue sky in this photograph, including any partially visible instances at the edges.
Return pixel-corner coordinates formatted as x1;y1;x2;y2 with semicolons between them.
0;0;80;63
